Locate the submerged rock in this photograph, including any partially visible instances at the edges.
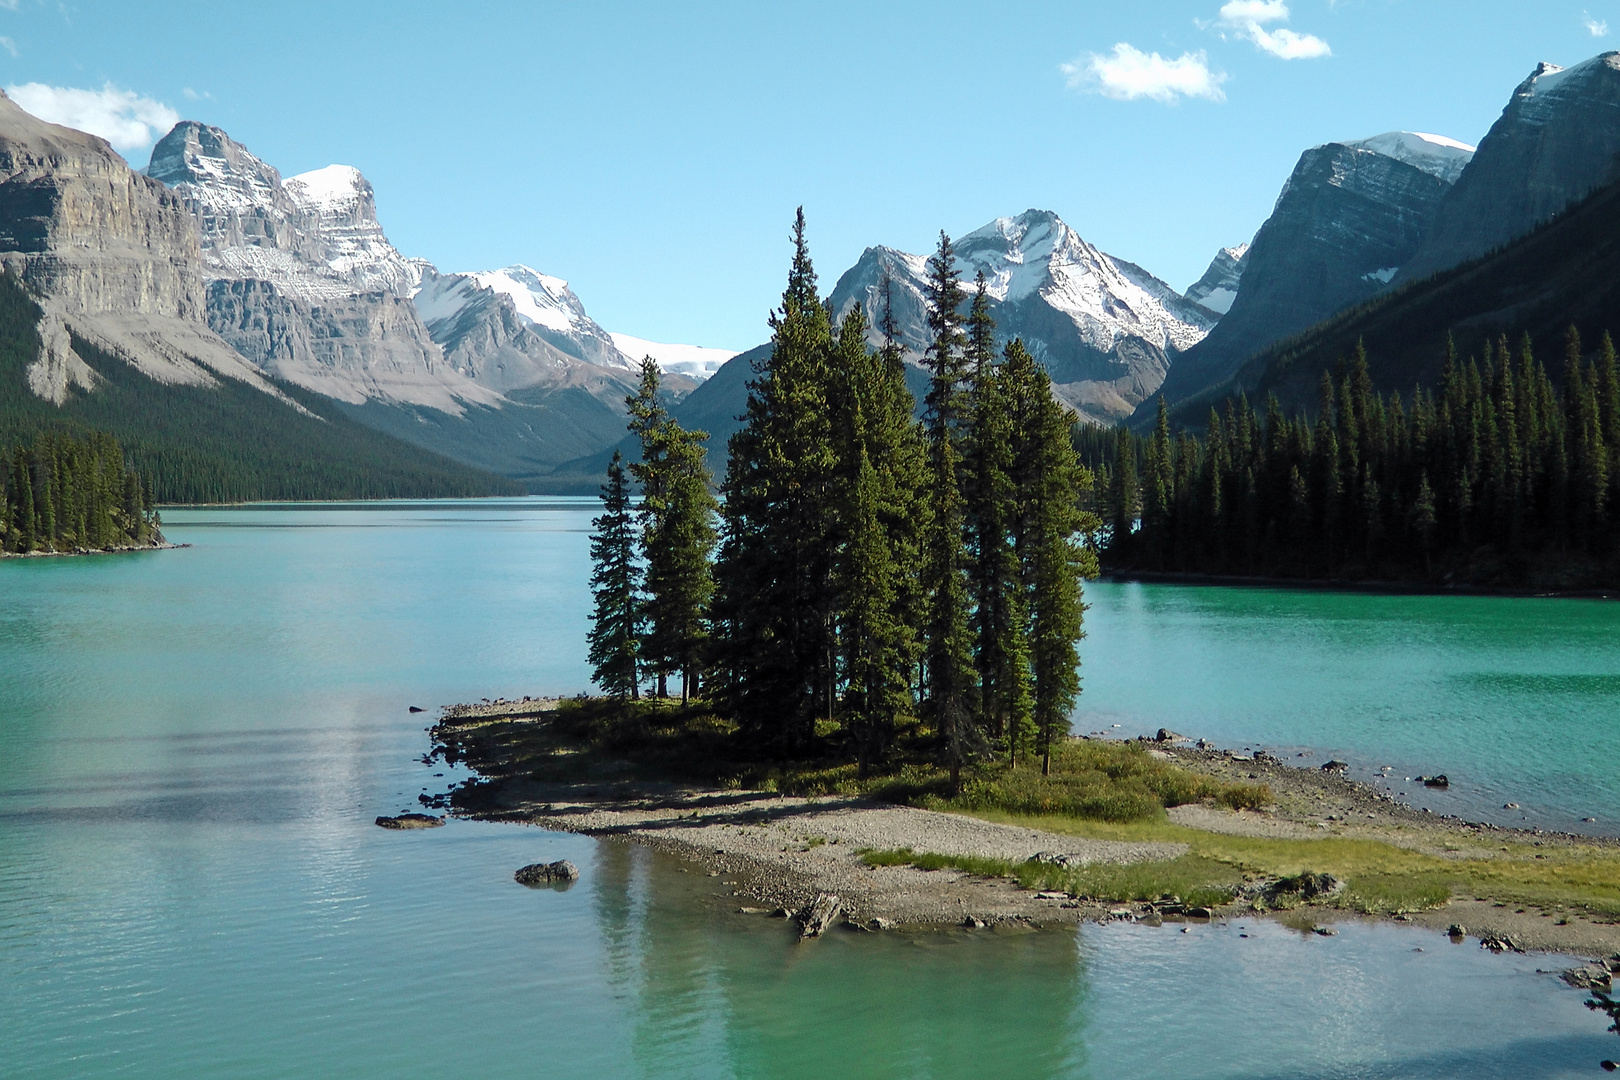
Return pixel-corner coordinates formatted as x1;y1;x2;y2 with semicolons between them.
374;813;443;829
515;860;579;886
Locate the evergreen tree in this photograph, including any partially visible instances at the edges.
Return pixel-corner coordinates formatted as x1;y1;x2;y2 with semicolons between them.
587;451;642;699
919;231;979;787
710;209;839;749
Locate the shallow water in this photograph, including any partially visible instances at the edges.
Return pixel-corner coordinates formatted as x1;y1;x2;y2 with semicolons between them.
0;500;1615;1078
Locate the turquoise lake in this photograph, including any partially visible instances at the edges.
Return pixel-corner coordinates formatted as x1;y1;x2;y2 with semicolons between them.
2;498;1617;1078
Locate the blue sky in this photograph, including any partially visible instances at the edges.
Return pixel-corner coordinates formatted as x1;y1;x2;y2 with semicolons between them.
2;1;1615;350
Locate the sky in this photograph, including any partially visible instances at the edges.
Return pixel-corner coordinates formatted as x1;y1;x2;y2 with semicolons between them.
1;1;1615;350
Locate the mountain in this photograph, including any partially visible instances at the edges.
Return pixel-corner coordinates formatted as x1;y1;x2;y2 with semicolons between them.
0;97;513;499
1151;131;1474;411
1203;172;1620;419
1400;52;1620;281
145;121;668;488
0;92;290;409
146;121;490;414
1184;244;1249;316
827;209;1217;425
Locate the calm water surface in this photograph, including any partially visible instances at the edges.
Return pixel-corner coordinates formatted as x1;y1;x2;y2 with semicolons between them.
0;500;1614;1078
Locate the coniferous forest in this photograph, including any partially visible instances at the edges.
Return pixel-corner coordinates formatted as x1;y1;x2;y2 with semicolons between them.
2;429;161;553
590;212;1098;777
1100;330;1620;588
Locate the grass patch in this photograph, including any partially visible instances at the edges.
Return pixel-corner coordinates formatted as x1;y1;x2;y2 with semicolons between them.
859;848;1241;908
951;808;1620;916
875;740;1271;824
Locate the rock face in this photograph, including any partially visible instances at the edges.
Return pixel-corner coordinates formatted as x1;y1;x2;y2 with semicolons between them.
0;92;286;404
1155;132;1472;408
1184;244;1248;316
1401;52;1620;282
146;122;492;414
827;209;1217;425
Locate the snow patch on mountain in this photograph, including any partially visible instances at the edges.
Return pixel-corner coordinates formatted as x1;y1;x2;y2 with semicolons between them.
609;333;735;381
1343;131;1476;184
1185;243;1250;316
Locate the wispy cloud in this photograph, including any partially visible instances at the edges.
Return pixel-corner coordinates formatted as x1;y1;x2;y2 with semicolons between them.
1063;43;1227;103
1585;11;1610;36
0;36;16;58
4;82;180;152
1216;0;1332;60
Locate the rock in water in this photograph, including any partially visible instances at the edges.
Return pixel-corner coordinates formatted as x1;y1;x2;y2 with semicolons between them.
1155;728;1184;743
514;860;579;886
1321;760;1350;772
1562;962;1612;989
1423;775;1449;788
797;893;843;939
375;813;443;829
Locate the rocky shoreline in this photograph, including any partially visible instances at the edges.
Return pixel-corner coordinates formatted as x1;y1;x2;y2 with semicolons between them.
424;697;1620;966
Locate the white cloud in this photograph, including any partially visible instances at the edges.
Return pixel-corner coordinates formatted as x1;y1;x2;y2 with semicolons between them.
1063;43;1227;103
1217;0;1332;60
0;36;16;58
1219;0;1290;23
1585;12;1610;36
4;82;180;152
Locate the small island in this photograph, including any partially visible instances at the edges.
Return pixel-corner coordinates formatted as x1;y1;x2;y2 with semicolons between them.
1;429;166;555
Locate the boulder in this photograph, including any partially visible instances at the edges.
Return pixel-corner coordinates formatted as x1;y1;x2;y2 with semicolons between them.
1321;760;1350;772
1261;872;1346;908
1562;962;1612;989
374;813;443;829
1478;931;1521;953
1155;728;1184;743
514;859;580;886
1423;775;1450;788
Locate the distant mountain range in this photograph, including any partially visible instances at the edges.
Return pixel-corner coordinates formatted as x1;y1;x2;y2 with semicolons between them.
6;49;1620;495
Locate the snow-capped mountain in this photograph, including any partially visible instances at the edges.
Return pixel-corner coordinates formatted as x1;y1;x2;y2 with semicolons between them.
147;122;485;413
609;333;736;382
1185;244;1249;316
827;209;1216;424
411;264;645;396
148;123;419;302
1400;52;1620;281
1154;130;1474;409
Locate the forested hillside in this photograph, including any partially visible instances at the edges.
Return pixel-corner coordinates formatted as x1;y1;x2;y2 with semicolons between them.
0;276;521;503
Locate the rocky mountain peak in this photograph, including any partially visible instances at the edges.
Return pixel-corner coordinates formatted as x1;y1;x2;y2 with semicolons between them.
1399;50;1620;281
1185;244;1250;316
828;209;1214;424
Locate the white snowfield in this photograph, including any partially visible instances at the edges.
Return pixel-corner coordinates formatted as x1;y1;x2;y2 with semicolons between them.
1342;131;1476;185
608;332;736;381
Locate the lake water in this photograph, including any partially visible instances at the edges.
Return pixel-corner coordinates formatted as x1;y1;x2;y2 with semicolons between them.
1;499;1616;1078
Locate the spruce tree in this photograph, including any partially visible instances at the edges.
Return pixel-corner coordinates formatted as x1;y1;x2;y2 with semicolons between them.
919;231;979;787
710;209;838;749
643;426;717;705
587;451;642;700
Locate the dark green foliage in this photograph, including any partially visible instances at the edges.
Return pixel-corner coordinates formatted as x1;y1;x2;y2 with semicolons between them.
1108;330;1620;587
2;429;158;553
587;451;642;699
710;208;840;747
628;360;719;703
0;273;515;502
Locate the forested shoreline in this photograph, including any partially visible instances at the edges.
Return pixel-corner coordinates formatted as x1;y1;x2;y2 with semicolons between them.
589;212;1096;780
1097;331;1620;589
2;429;163;554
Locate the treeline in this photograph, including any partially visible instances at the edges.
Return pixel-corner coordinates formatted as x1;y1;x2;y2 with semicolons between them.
1102;330;1620;585
590;212;1097;778
2;429;161;553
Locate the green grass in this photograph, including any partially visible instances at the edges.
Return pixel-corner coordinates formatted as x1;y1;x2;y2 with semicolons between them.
859;848;1241;908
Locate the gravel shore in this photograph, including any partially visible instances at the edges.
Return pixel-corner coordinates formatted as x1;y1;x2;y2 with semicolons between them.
430;698;1620;956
